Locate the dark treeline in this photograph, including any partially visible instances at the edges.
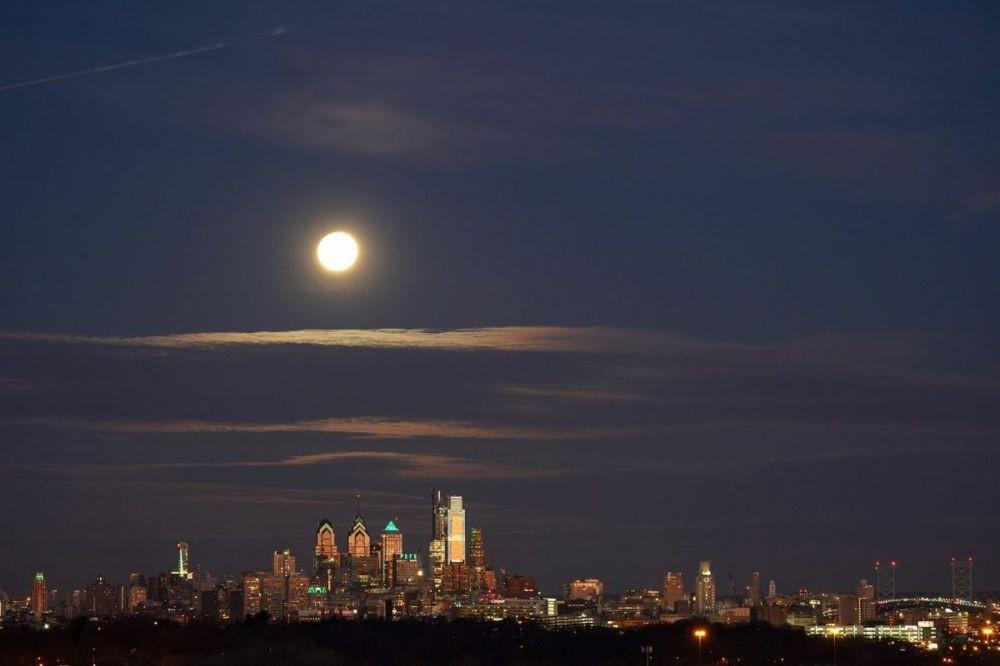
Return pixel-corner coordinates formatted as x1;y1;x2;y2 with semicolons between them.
0;616;987;665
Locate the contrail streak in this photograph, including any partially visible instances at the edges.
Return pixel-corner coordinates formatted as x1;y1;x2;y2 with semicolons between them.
0;25;293;93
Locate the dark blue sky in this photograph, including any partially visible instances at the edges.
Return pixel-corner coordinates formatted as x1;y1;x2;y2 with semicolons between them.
1;1;998;597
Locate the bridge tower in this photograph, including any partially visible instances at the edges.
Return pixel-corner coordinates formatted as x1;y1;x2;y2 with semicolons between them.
875;560;896;600
951;556;973;600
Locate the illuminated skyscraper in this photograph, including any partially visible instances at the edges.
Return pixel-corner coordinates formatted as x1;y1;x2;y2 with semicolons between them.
432;488;448;541
442;562;472;595
767;579;777;598
695;560;716;616
84;575;115;617
174;541;190;578
348;514;371;559
393;553;422;587
273;549;296;577
126;571;146;613
241;573;262;617
129;582;147;612
381;520;403;586
483;568;498;593
663;571;685;610
447;495;466;563
260;574;284;617
314;519;336;573
429;489;449;592
503;574;537;599
565;578;603;601
285;573;309;619
31;572;48;616
428;539;445;591
836;592;875;625
469;527;485;589
748;571;761;607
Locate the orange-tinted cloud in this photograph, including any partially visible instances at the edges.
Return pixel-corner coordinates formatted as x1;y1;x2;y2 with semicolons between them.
0;326;662;353
23;415;633;441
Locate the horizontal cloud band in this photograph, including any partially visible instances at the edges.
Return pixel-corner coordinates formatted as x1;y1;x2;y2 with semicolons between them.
0;326;911;367
22;416;630;440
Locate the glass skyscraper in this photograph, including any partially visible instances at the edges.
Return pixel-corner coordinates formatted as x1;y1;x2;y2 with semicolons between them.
447;495;466;563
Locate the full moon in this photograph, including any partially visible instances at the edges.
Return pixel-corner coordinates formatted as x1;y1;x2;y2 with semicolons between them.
317;231;359;272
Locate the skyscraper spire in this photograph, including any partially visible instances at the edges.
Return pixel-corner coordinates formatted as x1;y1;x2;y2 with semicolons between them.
314;519;336;574
431;487;446;539
174;541;190;578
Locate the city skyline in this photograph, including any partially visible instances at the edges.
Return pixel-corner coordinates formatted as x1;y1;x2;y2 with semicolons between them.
4;491;985;601
2;0;1000;621
3;485;994;663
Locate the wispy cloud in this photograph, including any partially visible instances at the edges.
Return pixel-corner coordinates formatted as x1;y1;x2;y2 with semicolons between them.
0;376;34;393
0;326;647;353
0;326;908;364
498;383;656;404
3;326;994;440
4;450;572;481
256;98;486;161
116;480;422;508
219;450;569;480
18;415;630;441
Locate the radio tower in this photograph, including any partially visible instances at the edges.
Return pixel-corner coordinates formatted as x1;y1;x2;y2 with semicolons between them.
875;560;896;600
951;556;973;601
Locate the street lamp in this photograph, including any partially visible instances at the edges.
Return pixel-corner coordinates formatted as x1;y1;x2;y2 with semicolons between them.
828;626;842;665
983;626;994;641
693;628;707;664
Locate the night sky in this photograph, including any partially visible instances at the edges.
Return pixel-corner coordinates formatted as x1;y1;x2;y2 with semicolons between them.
2;1;999;598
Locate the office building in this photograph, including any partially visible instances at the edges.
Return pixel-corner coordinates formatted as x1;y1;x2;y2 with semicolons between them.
260;574;284;618
442;562;472;595
432;488;448;541
447;495;466;563
348;514;371;559
748;571;761;607
273;549;296;578
286;573;310;618
483;568;498;593
241;573;262;617
469;527;486;589
565;578;603;601
314;519;336;573
31;572;48;616
380;520;403;586
806;623;936;646
85;575;116;617
695;561;716;616
393;553;422;587
663;572;685;611
129;583;147;612
428;538;445;591
504;574;537;599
